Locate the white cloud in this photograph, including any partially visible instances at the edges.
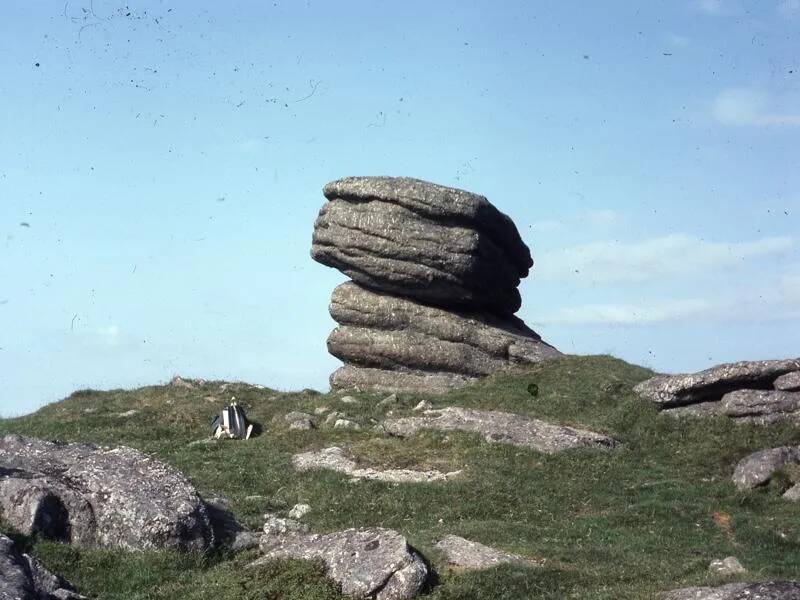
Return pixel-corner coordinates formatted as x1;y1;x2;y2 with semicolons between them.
577;209;621;225
96;325;121;346
713;88;800;126
535;234;794;284
536;298;715;325
530;220;563;232
697;0;725;13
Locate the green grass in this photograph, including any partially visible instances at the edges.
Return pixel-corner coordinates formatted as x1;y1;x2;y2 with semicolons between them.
2;355;800;598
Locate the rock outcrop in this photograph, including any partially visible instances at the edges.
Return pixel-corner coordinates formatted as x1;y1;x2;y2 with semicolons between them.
0;533;87;599
382;407;617;454
634;358;800;422
311;176;561;394
252;515;427;599
0;434;214;552
662;581;800;599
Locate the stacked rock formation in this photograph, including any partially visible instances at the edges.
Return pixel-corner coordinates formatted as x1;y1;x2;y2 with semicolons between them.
311;176;561;393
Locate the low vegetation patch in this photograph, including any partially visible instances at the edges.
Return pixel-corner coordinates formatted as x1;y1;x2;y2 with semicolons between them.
2;355;800;598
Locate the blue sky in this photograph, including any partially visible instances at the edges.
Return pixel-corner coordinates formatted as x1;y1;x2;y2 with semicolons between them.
1;0;798;416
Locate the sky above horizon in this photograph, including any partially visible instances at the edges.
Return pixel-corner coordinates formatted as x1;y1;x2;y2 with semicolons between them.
1;0;799;416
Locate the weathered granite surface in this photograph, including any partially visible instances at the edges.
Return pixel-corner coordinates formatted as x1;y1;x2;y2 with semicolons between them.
634;359;800;408
0;434;214;552
252;515;427;599
662;581;800;599
382;407;617;454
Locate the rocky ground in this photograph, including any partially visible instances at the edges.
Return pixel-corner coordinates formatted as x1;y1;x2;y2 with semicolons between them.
2;355;800;598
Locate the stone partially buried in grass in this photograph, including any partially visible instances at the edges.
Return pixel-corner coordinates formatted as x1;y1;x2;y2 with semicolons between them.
434;534;541;571
252;515;427;599
0;434;214;552
733;446;800;497
292;446;461;483
382;407;617;453
662;581;800;599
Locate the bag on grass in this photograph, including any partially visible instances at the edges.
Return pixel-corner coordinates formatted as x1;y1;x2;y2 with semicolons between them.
211;401;253;440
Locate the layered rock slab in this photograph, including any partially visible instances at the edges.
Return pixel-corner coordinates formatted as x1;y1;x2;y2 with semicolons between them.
634;359;800;408
382;407;617;454
327;282;561;389
0;534;87;599
252;515;427;599
0;434;214;552
313;176;531;315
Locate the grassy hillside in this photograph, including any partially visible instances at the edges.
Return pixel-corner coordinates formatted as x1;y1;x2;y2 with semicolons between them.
2;355;800;599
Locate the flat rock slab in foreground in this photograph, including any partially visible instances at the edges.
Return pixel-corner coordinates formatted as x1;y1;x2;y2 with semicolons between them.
634;359;800;407
0;533;86;599
293;446;461;484
662;581;800;599
253;516;427;599
434;534;541;571
382;407;617;454
0;434;214;552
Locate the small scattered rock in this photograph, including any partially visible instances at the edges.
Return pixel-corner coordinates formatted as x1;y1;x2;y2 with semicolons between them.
376;394;398;409
783;485;800;501
435;535;540;571
732;446;800;490
288;503;312;519
293;447;460;484
662;581;800;599
774;371;800;392
709;556;746;576
383;407;617;454
340;395;359;404
325;411;344;425
314;406;330;415
413;400;432;411
284;411;315;423
252;515;427;599
117;409;138;418
334;418;361;430
284;411;316;430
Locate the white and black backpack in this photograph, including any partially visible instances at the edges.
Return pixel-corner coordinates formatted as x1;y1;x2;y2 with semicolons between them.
211;400;253;440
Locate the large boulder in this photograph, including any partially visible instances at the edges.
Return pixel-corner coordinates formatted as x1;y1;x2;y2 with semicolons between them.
252;515;427;599
0;434;214;552
326;282;560;390
382;407;617;454
634;359;800;408
312;176;531;315
0;533;87;599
